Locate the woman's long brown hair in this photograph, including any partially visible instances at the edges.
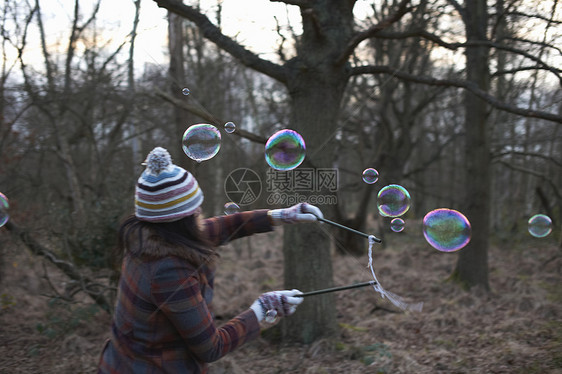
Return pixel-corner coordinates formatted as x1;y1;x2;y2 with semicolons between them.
114;214;217;268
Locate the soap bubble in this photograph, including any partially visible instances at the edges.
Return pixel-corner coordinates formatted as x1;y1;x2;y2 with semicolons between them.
423;208;471;252
224;202;240;215
265;309;278;323
528;214;552;238
224;121;236;134
182;124;221;162
182;87;190;95
390;218;405;232
377;184;411;217
0;192;9;228
362;168;379;184
265;129;306;171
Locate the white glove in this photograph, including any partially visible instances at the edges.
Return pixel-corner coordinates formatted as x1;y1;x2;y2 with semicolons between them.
250;289;303;323
268;203;323;225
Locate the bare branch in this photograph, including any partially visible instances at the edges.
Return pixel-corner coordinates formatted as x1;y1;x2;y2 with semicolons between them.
41;261;73;302
273;15;288;63
152;0;287;83
349;65;562;124
495;160;561;201
446;0;467;22
491;65;557;77
373;30;562;84
34;0;54;91
492;150;562;168
403;131;462;179
376;29;460;49
75;0;101;33
501;36;562;56
501;11;562;25
486;40;562;84
128;0;141;92
4;220;113;313
100;39;128;75
153;88;268;144
335;0;413;65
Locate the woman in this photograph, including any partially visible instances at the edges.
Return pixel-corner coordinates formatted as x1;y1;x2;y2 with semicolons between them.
98;147;323;373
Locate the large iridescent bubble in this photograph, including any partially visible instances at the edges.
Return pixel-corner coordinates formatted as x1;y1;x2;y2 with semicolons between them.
182;124;221;162
528;214;552;238
0;192;9;227
376;184;411;217
423;208;471;252
264;129;306;171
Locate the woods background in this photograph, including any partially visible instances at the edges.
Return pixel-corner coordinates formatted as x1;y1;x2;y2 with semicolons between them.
0;0;560;372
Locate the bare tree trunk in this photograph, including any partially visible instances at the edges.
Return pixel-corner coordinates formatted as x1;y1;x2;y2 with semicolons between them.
281;74;344;343
130;0;142;175
33;0;91;226
453;0;491;290
168;12;191;163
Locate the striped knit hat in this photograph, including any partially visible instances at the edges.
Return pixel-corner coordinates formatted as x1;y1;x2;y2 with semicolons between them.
135;147;203;222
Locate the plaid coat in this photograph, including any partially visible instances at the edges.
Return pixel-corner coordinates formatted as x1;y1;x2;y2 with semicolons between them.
98;210;273;374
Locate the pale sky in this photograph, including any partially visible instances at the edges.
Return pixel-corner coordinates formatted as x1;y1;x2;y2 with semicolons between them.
11;0;559;83
6;0;294;73
16;0;377;71
40;0;305;67
127;0;301;65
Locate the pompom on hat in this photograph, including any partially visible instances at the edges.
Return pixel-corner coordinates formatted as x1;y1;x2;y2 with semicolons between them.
135;147;203;222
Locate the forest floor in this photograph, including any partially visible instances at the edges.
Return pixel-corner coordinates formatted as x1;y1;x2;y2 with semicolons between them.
0;218;561;374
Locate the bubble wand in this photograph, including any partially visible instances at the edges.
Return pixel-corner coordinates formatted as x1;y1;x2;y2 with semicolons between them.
312;213;423;312
295;281;376;297
262;281;378;323
316;216;382;242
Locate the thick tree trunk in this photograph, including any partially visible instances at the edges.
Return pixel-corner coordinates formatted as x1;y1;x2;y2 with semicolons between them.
280;23;352;338
453;0;491;290
281;72;345;342
282;224;336;343
278;1;356;343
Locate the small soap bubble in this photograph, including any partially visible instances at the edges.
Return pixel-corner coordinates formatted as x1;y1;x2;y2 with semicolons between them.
182;124;221;162
362;168;379;184
265;309;278;323
0;192;9;228
390;218;405;232
377;184;411;217
528;214;552;238
224;121;236;134
182;87;190;95
423;208;471;252
224;202;240;215
265;129;306;171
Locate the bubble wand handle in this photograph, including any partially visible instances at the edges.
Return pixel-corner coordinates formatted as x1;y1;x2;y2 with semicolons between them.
296;281;376;297
316;217;382;243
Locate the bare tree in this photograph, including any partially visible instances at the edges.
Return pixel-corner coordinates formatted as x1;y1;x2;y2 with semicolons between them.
153;0;561;340
1;0;144;306
152;0;413;343
449;0;492;290
347;0;561;289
